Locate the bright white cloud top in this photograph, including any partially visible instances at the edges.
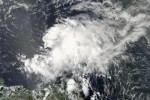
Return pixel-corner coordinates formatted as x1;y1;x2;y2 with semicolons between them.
20;0;150;85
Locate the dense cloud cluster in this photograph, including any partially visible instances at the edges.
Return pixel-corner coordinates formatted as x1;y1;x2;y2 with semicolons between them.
21;0;150;82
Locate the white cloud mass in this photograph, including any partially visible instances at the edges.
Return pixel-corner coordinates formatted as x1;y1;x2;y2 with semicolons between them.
20;0;150;83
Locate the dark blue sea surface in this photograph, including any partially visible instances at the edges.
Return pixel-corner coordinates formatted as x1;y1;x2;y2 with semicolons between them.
0;0;150;100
